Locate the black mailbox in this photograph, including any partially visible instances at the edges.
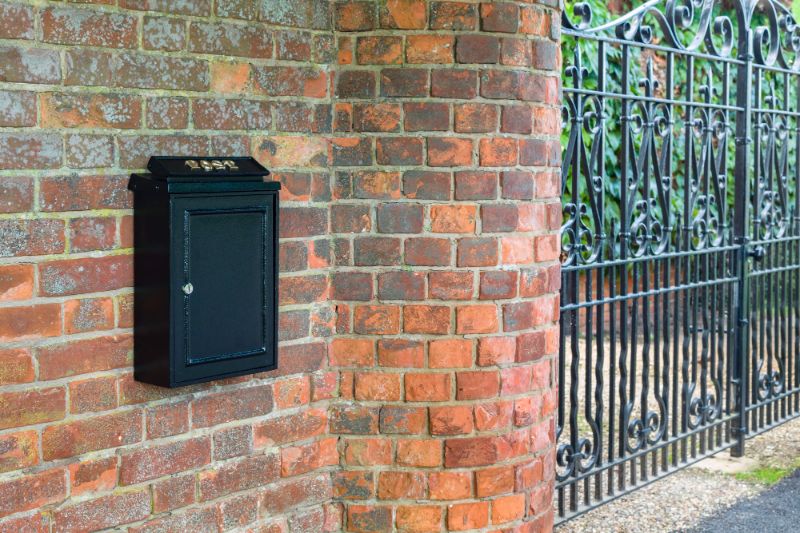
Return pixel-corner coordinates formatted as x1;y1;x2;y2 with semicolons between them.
129;157;280;387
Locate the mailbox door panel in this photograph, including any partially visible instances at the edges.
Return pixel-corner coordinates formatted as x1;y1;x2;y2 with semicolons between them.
171;193;277;384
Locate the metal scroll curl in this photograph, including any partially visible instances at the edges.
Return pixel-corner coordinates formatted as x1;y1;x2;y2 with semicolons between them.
562;0;735;59
562;0;800;73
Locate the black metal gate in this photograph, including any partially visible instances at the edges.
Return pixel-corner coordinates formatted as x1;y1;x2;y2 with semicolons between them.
558;0;800;523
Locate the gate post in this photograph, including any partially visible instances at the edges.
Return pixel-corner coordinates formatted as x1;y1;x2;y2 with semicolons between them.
731;27;753;458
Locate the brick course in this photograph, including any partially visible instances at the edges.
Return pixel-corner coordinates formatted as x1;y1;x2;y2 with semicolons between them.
0;1;560;531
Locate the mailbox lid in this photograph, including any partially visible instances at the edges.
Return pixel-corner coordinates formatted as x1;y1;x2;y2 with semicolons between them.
148;156;269;180
170;192;278;385
130;173;280;195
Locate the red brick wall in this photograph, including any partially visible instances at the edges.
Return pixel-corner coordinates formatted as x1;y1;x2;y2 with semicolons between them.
0;1;560;532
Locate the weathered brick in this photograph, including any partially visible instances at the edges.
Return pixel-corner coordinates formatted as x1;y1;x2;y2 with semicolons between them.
255;408;328;446
480;2;520;33
120;437;212;485
407;35;454;63
429;271;473;300
38;334;132;380
457;35;500;64
65;134;115;168
210;61;250;94
199;454;280;501
0;348;34;385
118;134;209;168
152;474;195;513
347;505;392;533
69;457;116;497
380;406;426;434
431;2;477;30
447;501;489;530
130;507;219;533
428;138;473;167
143;16;185;51
120;0;211;16
430;405;473;435
68;375;117;413
336;70;376;99
39;176;132;211
397;505;442;532
377;272;426;301
0;469;66;519
0;177;33;213
377;137;424;166
42;410;141;460
405;103;449;131
39;255;132;296
0;304;61;342
429;338;473;368
457;237;498;267
456;305;499;334
0;2;34;40
52;491;151;533
259;0;329;30
64;49;114;86
377;203;424;233
334;471;374;500
331;138;373;166
192;384;274;428
0;90;35;127
404;305;450;334
381;68;428;97
68;217;116;253
0;47;61;84
357;36;403;64
190;21;272;57
454;103;497;133
0;133;62;170
42;7;138;48
353;103;401;132
403;170;451;200
378;470;425;500
146;401;189;439
0;430;38;474
406;373;451;402
0;219;65;258
396;439;441;467
335;1;376;31
115;52;209;91
431;204;477;233
431;69;478;98
455;170;497;200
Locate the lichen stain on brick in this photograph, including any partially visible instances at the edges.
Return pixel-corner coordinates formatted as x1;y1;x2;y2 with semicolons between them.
66;135;112;168
144;18;182;50
19;49;61;81
264;0;330;30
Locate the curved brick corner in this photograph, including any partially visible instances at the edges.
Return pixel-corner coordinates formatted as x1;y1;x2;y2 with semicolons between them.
0;1;560;532
329;1;561;531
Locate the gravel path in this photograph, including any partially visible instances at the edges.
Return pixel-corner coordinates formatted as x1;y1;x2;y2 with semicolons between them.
685;469;800;533
556;416;800;533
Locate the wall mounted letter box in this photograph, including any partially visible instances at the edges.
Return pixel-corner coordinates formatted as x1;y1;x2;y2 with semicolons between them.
129;157;280;387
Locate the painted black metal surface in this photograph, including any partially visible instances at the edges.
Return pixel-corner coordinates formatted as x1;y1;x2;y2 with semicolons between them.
558;0;800;524
130;157;280;387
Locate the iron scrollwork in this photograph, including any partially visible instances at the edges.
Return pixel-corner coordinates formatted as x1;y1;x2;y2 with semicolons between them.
557;0;800;523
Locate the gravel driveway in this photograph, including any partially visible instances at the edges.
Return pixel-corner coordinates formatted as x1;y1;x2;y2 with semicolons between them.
556;417;800;533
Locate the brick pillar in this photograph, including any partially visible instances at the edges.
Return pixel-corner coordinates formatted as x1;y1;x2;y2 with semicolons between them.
329;1;562;531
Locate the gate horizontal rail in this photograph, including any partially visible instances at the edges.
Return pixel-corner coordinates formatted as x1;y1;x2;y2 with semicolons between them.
557;0;800;524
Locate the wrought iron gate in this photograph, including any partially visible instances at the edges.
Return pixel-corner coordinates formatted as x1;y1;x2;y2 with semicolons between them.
558;0;800;523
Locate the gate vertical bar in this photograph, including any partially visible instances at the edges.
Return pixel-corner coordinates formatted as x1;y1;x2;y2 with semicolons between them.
732;27;753;458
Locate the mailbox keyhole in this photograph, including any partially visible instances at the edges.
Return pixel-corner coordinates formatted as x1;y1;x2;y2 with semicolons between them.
182;282;194;295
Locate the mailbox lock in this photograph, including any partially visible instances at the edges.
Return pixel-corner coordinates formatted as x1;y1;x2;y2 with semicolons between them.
182;283;194;295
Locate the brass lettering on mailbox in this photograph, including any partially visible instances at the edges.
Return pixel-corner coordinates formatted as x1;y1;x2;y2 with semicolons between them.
184;159;240;172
